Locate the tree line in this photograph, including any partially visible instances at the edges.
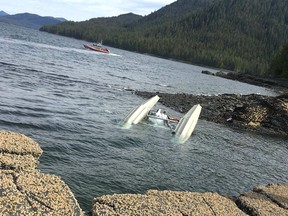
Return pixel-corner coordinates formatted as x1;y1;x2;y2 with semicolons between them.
40;0;288;79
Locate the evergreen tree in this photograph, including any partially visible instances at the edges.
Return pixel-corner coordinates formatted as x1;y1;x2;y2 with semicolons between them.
269;43;288;78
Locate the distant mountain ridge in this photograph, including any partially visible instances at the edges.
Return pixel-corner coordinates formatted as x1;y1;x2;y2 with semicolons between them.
39;0;288;78
0;11;66;29
0;10;9;16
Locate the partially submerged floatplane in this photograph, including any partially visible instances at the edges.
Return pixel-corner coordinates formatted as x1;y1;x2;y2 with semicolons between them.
122;95;202;143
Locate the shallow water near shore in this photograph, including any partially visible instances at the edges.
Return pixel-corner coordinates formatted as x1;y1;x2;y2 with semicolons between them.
0;22;287;211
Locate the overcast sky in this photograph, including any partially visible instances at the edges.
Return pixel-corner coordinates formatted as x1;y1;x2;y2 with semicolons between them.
0;0;176;21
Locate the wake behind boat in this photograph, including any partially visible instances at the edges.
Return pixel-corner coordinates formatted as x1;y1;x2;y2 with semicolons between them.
122;95;202;143
83;41;110;54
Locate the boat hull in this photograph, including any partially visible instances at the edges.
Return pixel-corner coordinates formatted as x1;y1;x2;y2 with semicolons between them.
83;44;110;54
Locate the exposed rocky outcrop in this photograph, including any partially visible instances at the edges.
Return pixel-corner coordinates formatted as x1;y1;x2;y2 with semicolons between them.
0;130;84;216
236;184;288;216
202;70;217;76
201;71;288;94
91;184;288;216
135;91;288;137
92;190;247;216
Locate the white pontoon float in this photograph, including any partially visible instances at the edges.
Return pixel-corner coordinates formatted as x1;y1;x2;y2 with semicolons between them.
173;104;202;143
122;95;202;143
122;95;160;128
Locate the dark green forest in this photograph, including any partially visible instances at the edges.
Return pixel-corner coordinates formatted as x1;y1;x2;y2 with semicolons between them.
40;0;288;79
270;43;288;78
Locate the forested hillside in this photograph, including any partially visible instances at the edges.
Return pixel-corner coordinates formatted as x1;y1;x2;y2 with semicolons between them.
135;0;218;25
270;43;288;78
40;0;288;78
41;13;142;43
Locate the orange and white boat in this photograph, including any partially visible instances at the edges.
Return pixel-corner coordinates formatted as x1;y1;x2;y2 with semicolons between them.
83;41;109;54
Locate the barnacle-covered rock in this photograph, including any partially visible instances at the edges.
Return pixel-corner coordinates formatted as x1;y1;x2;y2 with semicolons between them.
0;131;83;216
92;190;247;216
91;183;288;216
0;131;42;157
236;184;288;216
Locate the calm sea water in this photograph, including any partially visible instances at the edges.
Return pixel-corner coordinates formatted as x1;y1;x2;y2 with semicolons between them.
0;22;287;211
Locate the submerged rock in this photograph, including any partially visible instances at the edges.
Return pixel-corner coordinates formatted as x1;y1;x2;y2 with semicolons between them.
0;130;84;216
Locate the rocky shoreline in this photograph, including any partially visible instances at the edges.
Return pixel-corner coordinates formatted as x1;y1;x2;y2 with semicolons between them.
1;131;288;215
135;91;288;138
0;131;84;216
201;70;288;94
